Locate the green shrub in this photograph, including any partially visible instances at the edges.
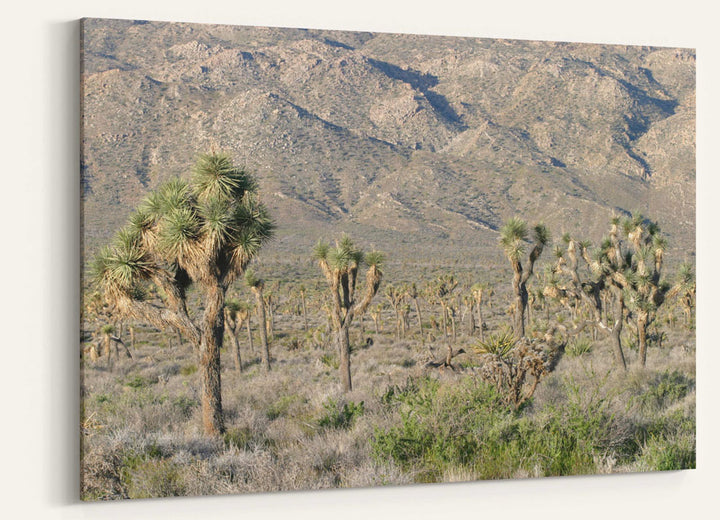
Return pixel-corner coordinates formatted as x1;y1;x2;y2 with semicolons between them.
638;434;695;471
640;370;692;411
267;394;303;420
119;444;186;499
320;353;339;370
123;374;154;389
566;337;593;357
179;363;198;376
371;375;623;482
223;427;274;451
317;398;364;429
122;458;185;499
171;396;198;419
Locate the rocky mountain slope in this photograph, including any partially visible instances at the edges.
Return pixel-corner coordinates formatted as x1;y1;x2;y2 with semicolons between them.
80;18;695;269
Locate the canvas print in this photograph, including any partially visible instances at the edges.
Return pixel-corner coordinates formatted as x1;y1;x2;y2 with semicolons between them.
80;18;696;500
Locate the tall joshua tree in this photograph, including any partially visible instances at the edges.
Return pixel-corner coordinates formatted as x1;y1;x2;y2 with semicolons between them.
554;214;669;369
615;214;669;366
314;235;384;392
92;151;274;435
499;217;550;340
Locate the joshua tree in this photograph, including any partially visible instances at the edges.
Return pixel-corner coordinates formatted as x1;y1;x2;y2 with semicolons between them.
427;274;458;338
471;282;489;341
499;217;550;340
314;235;384;392
615;214;669;366
370;303;384;334
668;262;696;329
225;298;251;372
92;151;274;435
406;282;425;341
384;284;405;339
246;269;271;371
553;215;669;369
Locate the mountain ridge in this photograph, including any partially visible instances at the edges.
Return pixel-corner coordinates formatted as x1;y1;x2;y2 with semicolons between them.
80;19;695;269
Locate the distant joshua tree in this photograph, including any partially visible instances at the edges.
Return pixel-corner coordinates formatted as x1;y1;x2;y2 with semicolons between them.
245;269;271;371
470;282;490;341
553;214;670;369
499;217;550;340
314;235;384;392
406;282;425;341
384;284;406;339
92;151;274;435
224;298;251;372
668;262;695;329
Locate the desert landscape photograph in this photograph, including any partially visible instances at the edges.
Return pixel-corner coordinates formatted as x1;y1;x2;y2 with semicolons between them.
79;17;696;500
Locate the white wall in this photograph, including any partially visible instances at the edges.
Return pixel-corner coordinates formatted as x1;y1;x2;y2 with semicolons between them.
1;1;716;518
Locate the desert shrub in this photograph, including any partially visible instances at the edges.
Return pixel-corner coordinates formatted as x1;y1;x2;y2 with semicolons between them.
123;374;155;389
180;363;198;376
473;331;548;408
638;433;695;471
172;396;198;419
116;443;189;498
640;370;693;411
320;353;339;370
317;398;365;429
566;337;593;358
372;377;510;481
372;375;626;482
122;458;186;499
223;427;274;451
266;394;304;420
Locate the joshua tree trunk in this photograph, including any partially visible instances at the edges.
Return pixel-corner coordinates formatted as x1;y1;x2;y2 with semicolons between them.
610;293;627;371
301;292;309;332
413;298;424;341
199;284;226;435
637;312;649;367
337;325;352;392
441;303;449;337
393;307;401;339
465;303;475;336
512;268;528;341
252;289;271;371
103;333;113;368
476;302;485;342
130;326;135;350
450;310;457;341
245;317;254;353
266;301;275;341
229;325;242;372
372;312;380;334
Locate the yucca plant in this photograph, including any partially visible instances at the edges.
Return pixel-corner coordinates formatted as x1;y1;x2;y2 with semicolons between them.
314;235;384;392
499;217;550;340
473;329;547;408
92;151;274;435
473;329;516;358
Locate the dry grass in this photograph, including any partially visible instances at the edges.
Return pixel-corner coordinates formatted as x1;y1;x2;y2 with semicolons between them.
81;297;695;500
